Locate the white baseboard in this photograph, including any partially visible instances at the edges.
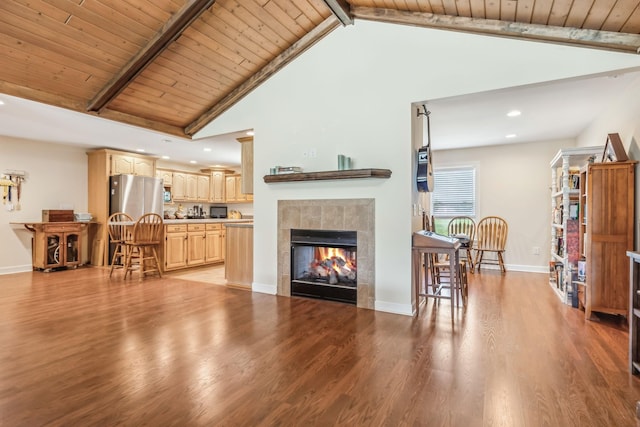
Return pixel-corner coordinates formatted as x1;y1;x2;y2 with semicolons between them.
252;282;277;295
0;265;32;275
374;300;413;316
477;263;548;274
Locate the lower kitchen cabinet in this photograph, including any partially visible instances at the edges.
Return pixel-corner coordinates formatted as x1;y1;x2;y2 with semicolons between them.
205;223;225;263
187;224;206;266
164;224;187;270
163;222;226;271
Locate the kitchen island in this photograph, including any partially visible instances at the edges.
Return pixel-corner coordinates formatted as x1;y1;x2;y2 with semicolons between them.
224;223;253;289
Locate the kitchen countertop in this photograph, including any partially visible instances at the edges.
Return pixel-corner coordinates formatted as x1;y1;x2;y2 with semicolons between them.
224;222;253;228
163;218;252;224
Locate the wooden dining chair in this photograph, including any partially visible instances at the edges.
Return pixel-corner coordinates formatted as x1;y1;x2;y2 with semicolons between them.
123;213;164;280
475;216;508;273
107;212;133;278
448;216;476;273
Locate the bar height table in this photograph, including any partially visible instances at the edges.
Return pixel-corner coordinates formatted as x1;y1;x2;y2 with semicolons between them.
412;230;462;317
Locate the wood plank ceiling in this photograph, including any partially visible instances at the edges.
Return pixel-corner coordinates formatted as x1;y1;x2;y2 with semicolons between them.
1;0;639;139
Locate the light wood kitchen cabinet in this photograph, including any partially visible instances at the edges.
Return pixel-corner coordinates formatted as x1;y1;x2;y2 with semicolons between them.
197;175;210;201
225;175;237;202
210;171;225;203
156;169;173;186
87;148;157;266
236;136;253;194
187;223;206;266
225;223;253;287
110;153;155;176
164;222;226;271
186;174;198;201
172;172;187;201
225;175;253;203
171;172;209;202
164;224;187;270
205;223;224;262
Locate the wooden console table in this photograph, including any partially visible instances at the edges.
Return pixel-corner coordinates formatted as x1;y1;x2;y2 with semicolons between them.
13;222;92;271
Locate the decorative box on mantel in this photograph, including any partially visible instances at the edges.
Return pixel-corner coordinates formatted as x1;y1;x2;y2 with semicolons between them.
263;168;392;183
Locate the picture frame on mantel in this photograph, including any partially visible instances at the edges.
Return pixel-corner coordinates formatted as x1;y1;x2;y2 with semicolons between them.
601;133;628;162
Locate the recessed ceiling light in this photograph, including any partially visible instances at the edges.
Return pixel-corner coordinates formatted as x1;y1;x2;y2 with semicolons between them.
162;155;170;159
162;139;172;143
189;160;197;164
506;134;517;138
136;148;145;152
507;110;521;117
203;147;212;152
0;100;5;106
246;130;254;136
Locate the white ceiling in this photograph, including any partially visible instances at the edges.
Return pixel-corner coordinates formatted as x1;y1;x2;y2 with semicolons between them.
0;93;250;168
426;69;640;151
1;69;639;165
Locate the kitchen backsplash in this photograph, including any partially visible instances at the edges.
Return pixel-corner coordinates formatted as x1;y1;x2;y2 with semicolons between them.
164;202;254;218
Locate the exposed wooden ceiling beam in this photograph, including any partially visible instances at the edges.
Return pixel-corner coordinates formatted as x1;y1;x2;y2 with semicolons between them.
94;109;189;138
0;80;189;137
0;81;86;112
323;0;353;26
87;0;216;113
352;6;640;54
185;16;341;136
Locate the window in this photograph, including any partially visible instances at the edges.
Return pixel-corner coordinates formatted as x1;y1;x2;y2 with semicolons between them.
431;167;476;218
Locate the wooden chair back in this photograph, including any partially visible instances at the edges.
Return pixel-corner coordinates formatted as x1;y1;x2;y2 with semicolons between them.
476;216;508;251
422;212;436;232
131;213;163;244
107;212;133;243
448;216;475;243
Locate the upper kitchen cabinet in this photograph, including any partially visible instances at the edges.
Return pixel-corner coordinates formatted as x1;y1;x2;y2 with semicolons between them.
172;173;187;201
156;169;173;186
236;136;253;194
225;174;253;203
201;168;234;203
172;172;210;202
110;152;155;177
210;171;225;203
196;175;210;202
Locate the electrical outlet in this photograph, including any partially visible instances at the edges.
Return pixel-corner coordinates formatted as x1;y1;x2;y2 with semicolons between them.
532;246;540;255
309;148;317;158
302;150;308;158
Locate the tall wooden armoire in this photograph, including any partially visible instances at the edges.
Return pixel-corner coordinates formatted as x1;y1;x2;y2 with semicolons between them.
585;161;636;320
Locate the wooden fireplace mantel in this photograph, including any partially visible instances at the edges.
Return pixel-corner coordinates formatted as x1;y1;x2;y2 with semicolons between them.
263;168;392;183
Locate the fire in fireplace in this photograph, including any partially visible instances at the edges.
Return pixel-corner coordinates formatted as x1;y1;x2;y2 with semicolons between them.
290;229;357;304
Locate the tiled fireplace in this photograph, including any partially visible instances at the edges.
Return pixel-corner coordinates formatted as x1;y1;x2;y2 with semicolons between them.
277;199;375;309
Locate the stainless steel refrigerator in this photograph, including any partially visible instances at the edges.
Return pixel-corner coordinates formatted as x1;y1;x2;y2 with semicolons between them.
110;174;163;218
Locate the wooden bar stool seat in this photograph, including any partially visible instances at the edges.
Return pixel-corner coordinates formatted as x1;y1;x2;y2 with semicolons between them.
107;212;133;278
123;213;164;281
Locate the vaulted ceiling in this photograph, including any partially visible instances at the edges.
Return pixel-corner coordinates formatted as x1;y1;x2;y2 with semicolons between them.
1;0;640;139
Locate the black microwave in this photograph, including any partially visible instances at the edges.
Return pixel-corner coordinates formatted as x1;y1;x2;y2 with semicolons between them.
210;206;227;218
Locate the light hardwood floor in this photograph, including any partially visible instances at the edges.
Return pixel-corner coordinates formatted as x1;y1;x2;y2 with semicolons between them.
0;267;639;426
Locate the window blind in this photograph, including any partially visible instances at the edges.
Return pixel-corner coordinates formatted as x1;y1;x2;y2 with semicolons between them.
431;167;476;217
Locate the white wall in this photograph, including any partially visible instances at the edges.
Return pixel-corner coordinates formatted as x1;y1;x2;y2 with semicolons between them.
575;73;640;249
0;137;88;273
435;138;573;271
197;21;640;315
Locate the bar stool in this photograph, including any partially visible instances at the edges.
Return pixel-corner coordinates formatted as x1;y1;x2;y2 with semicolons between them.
107;212;133;278
123;213;164;280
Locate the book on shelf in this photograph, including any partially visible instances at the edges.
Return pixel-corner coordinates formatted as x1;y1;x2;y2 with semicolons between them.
274;166;303;174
